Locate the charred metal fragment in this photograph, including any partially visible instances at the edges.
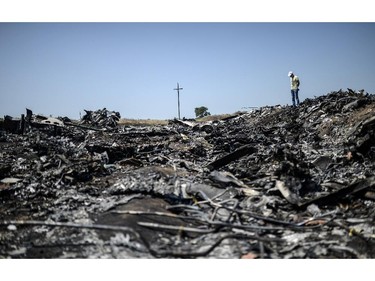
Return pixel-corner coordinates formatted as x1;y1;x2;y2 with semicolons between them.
80;108;121;128
299;176;375;208
207;144;257;170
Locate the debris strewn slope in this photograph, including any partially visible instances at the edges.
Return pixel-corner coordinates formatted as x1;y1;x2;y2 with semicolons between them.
1;89;374;258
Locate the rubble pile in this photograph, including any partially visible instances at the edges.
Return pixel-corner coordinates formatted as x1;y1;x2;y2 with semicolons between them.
80;108;121;128
1;89;375;258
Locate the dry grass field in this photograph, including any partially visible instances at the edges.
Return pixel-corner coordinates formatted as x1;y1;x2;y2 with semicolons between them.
118;112;245;126
118;118;169;126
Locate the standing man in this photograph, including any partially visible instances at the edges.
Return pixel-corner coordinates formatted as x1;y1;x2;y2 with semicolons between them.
288;71;300;106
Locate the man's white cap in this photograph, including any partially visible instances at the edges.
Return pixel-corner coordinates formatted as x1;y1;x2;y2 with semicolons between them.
288;71;293;77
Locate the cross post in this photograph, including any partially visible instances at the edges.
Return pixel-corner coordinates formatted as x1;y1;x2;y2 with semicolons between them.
173;82;183;119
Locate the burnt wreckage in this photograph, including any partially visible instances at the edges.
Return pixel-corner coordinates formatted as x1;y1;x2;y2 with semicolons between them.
1;90;375;258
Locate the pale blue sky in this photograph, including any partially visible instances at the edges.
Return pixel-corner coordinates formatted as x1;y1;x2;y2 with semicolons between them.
1;22;375;119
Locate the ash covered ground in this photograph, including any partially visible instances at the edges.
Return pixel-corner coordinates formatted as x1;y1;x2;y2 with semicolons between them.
1;89;375;258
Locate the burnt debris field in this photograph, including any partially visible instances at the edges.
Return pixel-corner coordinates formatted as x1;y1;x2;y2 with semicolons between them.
1;89;375;258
